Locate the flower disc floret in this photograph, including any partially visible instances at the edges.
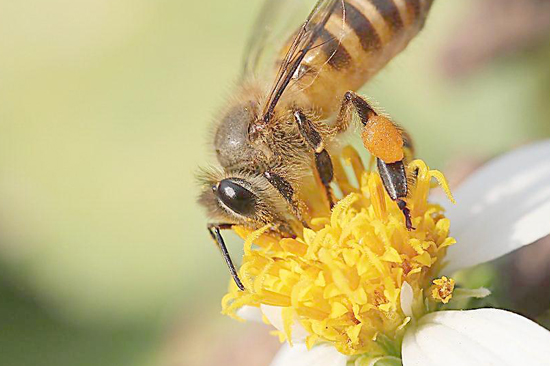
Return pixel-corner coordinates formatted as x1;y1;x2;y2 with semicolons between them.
222;148;456;355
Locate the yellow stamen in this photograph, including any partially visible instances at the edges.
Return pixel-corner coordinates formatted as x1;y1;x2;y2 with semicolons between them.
431;276;455;304
221;147;456;355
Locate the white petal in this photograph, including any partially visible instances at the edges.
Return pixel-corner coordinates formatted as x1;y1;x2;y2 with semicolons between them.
236;305;264;323
400;282;414;318
402;308;550;366
270;343;348;366
442;140;550;274
261;304;309;343
451;287;491;302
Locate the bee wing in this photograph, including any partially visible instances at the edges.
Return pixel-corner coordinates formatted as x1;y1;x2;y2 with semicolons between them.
260;0;341;124
242;0;318;78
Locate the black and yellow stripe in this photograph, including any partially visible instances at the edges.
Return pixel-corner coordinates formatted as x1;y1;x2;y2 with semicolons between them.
335;1;381;52
318;27;352;70
369;0;403;31
404;0;422;20
282;0;433;115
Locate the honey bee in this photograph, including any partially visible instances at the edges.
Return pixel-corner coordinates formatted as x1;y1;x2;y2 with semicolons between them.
198;0;433;290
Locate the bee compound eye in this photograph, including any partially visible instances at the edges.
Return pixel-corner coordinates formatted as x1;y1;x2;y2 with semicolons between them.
216;179;257;216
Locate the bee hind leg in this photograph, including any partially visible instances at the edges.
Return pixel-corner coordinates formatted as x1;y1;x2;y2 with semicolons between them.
293;110;335;208
334;91;415;230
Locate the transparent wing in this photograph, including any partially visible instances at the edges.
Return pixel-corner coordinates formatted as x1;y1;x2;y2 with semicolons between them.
242;0;319;78
260;0;341;123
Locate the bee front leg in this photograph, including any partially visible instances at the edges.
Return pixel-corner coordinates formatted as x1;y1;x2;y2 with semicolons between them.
207;223;245;291
293;110;335;208
263;171;310;228
334;91;414;230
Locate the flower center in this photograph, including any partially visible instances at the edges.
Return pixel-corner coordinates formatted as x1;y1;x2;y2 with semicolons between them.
222;147;456;355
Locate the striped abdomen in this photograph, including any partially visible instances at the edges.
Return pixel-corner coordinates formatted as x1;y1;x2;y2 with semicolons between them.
282;0;433;117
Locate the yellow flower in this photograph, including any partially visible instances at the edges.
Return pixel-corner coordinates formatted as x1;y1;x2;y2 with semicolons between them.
221;147;455;356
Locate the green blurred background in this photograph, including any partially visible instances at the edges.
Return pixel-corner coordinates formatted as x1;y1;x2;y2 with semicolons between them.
1;0;549;365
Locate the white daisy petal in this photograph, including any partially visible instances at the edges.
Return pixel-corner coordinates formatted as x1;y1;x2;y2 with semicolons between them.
270;343;348;366
400;282;414;318
442;140;550;274
402;308;550;366
236;305;264;323
260;304;309;343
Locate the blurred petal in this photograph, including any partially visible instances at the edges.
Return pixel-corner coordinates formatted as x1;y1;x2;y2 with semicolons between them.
270;343;347;366
443;140;550;274
236;305;263;323
261;304;309;342
402;309;550;366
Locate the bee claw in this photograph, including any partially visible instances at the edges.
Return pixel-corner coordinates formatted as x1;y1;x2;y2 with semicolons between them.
397;199;415;231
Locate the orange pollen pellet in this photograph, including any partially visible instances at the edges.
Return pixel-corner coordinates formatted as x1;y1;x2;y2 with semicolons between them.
361;116;404;163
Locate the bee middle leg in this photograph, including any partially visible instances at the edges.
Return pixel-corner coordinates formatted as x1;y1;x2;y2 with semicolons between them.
334;91;415;230
263;170;310;228
293;110;335;208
